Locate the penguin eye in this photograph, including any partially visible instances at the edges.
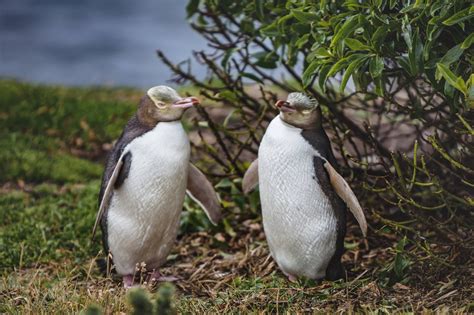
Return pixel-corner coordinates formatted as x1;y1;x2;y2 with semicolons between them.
155;102;167;109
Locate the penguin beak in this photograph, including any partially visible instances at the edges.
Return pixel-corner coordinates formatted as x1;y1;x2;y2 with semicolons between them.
275;100;296;113
172;97;200;108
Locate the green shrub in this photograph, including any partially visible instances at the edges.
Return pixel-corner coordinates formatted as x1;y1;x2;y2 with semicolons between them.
157;0;473;273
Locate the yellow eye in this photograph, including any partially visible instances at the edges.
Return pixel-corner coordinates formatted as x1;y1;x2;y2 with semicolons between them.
156;102;167;109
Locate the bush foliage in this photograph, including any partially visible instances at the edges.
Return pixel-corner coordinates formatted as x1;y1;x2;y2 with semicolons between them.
187;0;473;103
158;0;473;271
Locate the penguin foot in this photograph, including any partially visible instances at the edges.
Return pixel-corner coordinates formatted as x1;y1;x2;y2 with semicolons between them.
287;274;298;283
123;274;134;289
282;271;298;283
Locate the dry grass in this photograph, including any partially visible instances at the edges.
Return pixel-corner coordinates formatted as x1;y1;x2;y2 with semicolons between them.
2;216;472;313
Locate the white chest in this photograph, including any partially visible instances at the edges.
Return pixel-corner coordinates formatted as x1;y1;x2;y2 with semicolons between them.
258;116;337;279
107;121;190;275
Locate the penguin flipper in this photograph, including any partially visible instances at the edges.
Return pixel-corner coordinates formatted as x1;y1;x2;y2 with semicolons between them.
323;161;368;237
92;153;125;239
242;159;259;195
186;164;222;225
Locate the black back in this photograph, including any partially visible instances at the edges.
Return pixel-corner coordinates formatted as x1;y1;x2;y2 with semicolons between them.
301;127;346;280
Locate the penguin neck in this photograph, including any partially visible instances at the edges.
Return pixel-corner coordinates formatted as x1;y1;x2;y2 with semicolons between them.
277;115;301;130
152;120;184;133
158;120;181;126
277;114;323;131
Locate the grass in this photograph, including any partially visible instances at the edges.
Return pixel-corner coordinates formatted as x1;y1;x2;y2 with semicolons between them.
0;79;472;313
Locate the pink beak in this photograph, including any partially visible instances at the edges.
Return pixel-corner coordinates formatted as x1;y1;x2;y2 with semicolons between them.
172;96;200;108
275;100;296;113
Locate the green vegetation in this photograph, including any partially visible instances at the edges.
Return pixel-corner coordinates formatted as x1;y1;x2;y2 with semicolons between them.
0;79;471;313
0;3;473;313
186;0;473;102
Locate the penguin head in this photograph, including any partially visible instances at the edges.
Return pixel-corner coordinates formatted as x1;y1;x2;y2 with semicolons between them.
138;85;199;124
275;92;321;129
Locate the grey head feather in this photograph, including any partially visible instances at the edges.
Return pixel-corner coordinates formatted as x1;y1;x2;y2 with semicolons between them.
287;92;318;109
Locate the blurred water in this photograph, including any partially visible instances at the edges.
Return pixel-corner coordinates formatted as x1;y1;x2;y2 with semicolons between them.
0;0;207;87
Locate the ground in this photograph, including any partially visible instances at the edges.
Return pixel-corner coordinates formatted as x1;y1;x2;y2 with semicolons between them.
0;79;472;313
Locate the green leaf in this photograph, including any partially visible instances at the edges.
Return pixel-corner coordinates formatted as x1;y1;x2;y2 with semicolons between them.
436;63;468;96
252;51;278;69
371;25;389;48
241;19;254;34
219;90;239;102
394;238;411;279
398;56;412;75
318;64;332;91
260;23;279;37
401;17;412;50
345;38;371;51
302;60;320;87
295;34;310;48
429;1;445;16
461;33;474;49
291;22;311;34
469;75;474;107
408;31;423;75
309;46;332;59
439;44;464;66
216;178;232;188
327;57;349;78
186;0;200;18
369;56;384;78
221;48;236;69
374;74;384;96
400;3;416;14
223;218;237;237
340;55;368;92
443;7;474;26
256;53;278;69
277;13;293;27
222;109;237;128
414;0;424;8
251;51;267;59
330;15;360;47
291;9;318;22
255;0;265;21
325;54;367;90
455;77;468;96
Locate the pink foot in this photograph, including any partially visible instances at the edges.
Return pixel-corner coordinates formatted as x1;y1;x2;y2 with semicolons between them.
282;271;298;283
123;274;134;288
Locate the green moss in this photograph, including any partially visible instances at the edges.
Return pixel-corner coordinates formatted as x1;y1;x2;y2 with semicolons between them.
0;182;101;270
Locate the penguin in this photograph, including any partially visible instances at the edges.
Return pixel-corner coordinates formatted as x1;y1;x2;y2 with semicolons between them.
92;85;221;288
242;92;367;281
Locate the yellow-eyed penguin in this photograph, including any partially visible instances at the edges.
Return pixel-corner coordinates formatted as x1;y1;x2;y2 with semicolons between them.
242;92;367;281
92;86;221;288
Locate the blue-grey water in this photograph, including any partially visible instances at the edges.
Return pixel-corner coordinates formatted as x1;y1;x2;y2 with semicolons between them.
0;0;207;87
